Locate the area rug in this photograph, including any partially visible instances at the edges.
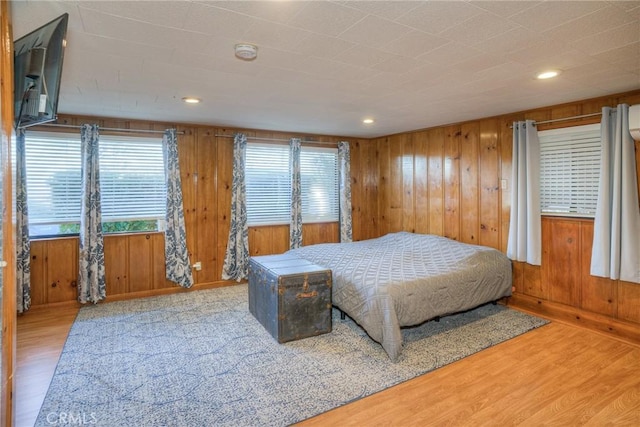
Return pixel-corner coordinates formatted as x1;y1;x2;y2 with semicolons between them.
36;284;547;426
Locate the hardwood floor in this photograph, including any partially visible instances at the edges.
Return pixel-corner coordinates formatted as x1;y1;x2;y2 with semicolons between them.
17;306;640;427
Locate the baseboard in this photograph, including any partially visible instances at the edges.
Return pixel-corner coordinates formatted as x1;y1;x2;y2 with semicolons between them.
507;293;640;347
24;280;242;312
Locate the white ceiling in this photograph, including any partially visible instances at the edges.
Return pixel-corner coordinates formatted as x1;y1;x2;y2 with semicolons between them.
10;0;640;138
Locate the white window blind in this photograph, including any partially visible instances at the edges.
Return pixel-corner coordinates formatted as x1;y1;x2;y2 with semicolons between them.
23;132;82;235
300;146;338;223
245;142;339;226
538;124;601;217
246;143;291;226
99;135;166;222
22;131;165;237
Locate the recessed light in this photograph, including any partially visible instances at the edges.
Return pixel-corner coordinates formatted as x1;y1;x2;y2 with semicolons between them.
182;97;201;104
363;118;375;124
536;69;561;80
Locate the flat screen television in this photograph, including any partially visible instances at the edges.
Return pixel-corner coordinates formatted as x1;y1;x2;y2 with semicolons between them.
13;13;68;129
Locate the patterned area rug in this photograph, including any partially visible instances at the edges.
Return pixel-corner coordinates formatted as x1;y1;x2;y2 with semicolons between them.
36;285;547;426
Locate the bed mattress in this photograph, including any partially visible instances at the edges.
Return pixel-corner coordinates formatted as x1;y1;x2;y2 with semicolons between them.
288;232;512;361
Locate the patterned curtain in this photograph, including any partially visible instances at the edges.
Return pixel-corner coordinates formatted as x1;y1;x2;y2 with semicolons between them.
78;124;106;304
163;129;194;288
507;120;541;266
222;133;249;281
338;141;353;243
289;138;303;249
16;128;31;313
591;105;640;283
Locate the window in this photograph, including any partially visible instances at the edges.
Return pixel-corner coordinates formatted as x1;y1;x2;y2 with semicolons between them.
20;131;166;237
245;142;339;226
538;124;601;217
246;143;291;226
300;146;339;223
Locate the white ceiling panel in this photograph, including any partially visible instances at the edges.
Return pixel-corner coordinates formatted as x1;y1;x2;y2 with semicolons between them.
395;1;484;35
286;2;366;37
10;0;640;138
338;15;412;48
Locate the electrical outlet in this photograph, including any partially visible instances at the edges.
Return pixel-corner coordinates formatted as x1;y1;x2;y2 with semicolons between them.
193;261;202;271
501;179;508;190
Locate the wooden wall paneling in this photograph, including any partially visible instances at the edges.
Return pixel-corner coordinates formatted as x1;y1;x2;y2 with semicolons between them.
2;1;16;420
460;122;479;245
272;225;290;254
477;119;500;250
388;135;404;232
512;261;524;294
377;138;391;236
104;235;129;295
28;241;47;306
617;281;640;324
177;128;198;282
523;109;551;127
351;138;377;241
302;223;338;247
499;115;517;253
46;238;79;304
128;234;154;293
579;221;616;317
249;228;269;256
349;140;362;241
443;125;461;240
215;131;234;281
248;225;290;256
150;233;172;289
194;127;218;284
523;264;543;299
413;132;429;234
401;134;415;232
366;139;380;240
543;218;581;306
355;140;372;240
427;128;444;236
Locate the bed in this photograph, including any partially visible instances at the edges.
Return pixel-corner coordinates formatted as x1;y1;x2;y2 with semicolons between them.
287;232;512;361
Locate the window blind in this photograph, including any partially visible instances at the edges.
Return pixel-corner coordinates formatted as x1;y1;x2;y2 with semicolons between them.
99;135;166;222
22;131;166;236
538;124;601;217
246;143;291;226
23;132;82;235
300;146;338;223
245;142;339;226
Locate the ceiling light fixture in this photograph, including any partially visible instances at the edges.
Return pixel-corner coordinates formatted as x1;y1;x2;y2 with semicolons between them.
182;97;201;104
235;43;258;61
363;118;375;124
536;69;561;80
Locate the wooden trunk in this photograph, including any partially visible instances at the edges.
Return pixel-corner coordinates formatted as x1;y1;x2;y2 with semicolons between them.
248;254;332;343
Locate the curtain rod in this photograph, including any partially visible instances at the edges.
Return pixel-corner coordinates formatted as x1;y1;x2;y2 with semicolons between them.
214;134;336;145
34;123;184;135
511;111;603;128
536;112;602;125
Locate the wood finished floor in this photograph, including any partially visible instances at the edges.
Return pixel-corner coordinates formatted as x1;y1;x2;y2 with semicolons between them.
17;306;640;427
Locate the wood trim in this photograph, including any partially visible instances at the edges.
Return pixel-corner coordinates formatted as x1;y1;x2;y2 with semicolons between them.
508;293;640;346
0;1;16;425
22;280;239;311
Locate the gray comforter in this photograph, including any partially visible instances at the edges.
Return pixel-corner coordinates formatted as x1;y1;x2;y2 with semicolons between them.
288;232;512;361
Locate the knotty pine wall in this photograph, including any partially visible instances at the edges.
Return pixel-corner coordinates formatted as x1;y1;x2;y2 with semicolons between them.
25;90;640;344
1;0;17;421
364;89;640;341
28;116;364;306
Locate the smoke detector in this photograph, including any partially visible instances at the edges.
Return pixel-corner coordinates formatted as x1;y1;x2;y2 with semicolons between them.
235;43;258;61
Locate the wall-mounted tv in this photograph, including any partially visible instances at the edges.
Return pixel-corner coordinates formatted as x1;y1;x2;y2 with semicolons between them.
14;13;68;129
